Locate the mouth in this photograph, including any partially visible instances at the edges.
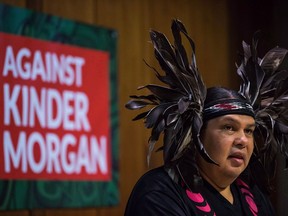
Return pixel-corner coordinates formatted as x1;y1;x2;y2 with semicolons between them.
228;153;244;160
228;152;245;166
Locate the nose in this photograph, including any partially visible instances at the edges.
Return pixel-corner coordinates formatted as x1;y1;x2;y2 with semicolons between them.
233;131;249;148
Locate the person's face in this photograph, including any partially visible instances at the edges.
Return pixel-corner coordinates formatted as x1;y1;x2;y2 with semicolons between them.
198;114;255;186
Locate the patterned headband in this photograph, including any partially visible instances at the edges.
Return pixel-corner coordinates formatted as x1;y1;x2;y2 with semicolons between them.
203;99;255;122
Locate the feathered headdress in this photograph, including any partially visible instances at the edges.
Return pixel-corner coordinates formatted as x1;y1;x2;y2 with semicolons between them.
237;34;288;189
126;19;288;189
126;19;214;168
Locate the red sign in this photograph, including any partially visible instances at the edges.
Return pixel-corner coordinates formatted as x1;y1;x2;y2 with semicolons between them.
0;32;111;181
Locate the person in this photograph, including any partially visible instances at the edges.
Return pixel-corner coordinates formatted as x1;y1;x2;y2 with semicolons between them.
125;19;288;215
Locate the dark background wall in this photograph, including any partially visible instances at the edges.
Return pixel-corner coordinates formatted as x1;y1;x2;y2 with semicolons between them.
0;0;287;215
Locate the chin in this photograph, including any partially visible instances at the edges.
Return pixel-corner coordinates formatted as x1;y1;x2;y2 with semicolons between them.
230;171;244;179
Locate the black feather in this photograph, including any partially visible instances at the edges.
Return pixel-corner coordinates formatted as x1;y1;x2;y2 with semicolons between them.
237;33;288;189
125;19;211;185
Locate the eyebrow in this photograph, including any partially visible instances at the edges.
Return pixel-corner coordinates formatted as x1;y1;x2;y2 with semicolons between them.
222;116;256;127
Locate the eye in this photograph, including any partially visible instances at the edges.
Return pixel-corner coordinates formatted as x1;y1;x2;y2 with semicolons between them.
224;125;234;131
244;128;254;136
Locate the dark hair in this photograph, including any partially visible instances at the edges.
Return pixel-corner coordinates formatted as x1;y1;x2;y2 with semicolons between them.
204;86;246;105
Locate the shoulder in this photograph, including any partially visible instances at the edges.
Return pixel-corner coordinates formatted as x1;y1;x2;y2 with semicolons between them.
124;166;193;216
235;178;276;216
133;166;171;187
126;166;182;204
250;184;276;215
